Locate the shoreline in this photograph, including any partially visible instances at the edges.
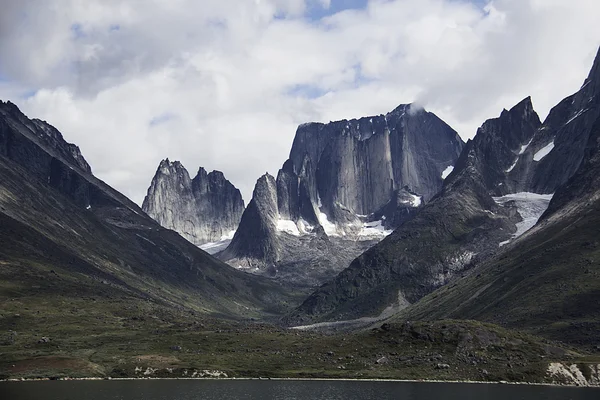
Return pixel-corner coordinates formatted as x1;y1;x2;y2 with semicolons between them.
1;376;598;389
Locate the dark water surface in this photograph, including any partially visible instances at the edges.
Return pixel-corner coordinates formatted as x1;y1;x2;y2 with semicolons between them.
1;379;598;400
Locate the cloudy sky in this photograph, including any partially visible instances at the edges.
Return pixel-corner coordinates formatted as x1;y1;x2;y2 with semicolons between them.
0;0;599;204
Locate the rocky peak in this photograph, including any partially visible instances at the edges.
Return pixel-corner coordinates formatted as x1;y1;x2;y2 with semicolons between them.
0;101;92;174
220;173;280;263
142;160;244;246
452;96;541;195
514;47;600;194
289;103;463;219
220;104;464;282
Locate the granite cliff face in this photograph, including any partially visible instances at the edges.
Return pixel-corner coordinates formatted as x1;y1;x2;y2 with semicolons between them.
219;104;464;286
286;48;600;325
289;104;464;214
142;160;245;246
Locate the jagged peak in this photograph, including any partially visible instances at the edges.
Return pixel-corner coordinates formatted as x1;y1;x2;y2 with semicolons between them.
156;159;188;178
481;97;540;136
512;96;534;112
207;170;226;182
251;173;277;197
256;172;276;183
498;96;535;119
196;166;208;176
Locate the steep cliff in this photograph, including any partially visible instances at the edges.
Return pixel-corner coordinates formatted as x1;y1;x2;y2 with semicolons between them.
287;47;600;325
142;160;244;246
219;104;464;287
286;98;539;324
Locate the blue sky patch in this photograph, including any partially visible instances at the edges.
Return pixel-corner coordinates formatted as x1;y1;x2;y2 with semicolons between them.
71;23;86;39
149;112;177;127
307;0;368;21
287;84;329;99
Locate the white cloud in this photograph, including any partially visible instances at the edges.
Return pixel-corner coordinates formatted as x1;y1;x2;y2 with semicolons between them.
0;0;599;204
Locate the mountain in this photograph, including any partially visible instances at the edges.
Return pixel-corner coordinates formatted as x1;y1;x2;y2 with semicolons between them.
218;104;464;287
287;48;600;325
398;88;600;349
142;160;244;247
0;102;577;382
0;100;297;319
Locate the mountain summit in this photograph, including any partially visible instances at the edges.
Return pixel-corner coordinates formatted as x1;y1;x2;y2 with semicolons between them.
219;104;464;286
142;160;245;246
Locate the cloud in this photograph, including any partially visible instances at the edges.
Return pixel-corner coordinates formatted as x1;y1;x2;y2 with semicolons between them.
0;0;599;204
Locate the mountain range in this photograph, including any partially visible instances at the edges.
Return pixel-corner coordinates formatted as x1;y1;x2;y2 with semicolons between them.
0;47;599;384
287;47;600;333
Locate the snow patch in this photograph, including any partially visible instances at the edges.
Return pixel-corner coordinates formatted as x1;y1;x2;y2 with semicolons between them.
296;219;314;234
565;108;588;126
318;211;339;236
277;219;300;236
199;230;236;255
358;219;393;238
505;159;518;173
441;166;454;180
409;194;422;207
492;192;554;244
399;193;422;207
533;141;555;161
519;138;533;155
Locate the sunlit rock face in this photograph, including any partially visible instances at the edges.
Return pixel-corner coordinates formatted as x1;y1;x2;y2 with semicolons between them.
142;160;245;246
219;104;465;286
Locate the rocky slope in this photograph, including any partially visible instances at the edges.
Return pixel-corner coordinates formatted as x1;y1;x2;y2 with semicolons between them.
142;160;244;246
219;104;464;286
0;100;298;319
398;98;600;350
287;48;600;324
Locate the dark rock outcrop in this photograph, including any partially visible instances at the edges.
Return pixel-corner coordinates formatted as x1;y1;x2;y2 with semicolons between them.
286;47;600;325
220;173;280;263
290;104;464;213
504;48;600;194
0;100;127;210
219;104;464;287
286;98;539;324
400;95;600;348
142;160;244;246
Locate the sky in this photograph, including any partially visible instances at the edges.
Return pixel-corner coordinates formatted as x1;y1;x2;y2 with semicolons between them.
0;0;599;204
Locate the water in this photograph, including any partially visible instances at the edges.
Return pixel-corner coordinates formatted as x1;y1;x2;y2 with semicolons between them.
1;379;598;400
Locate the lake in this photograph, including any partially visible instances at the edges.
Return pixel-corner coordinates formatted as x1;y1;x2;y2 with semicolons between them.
1;379;598;400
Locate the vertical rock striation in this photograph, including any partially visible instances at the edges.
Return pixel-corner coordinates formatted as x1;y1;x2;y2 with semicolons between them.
286;47;600;324
142;160;245;246
219;103;465;286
